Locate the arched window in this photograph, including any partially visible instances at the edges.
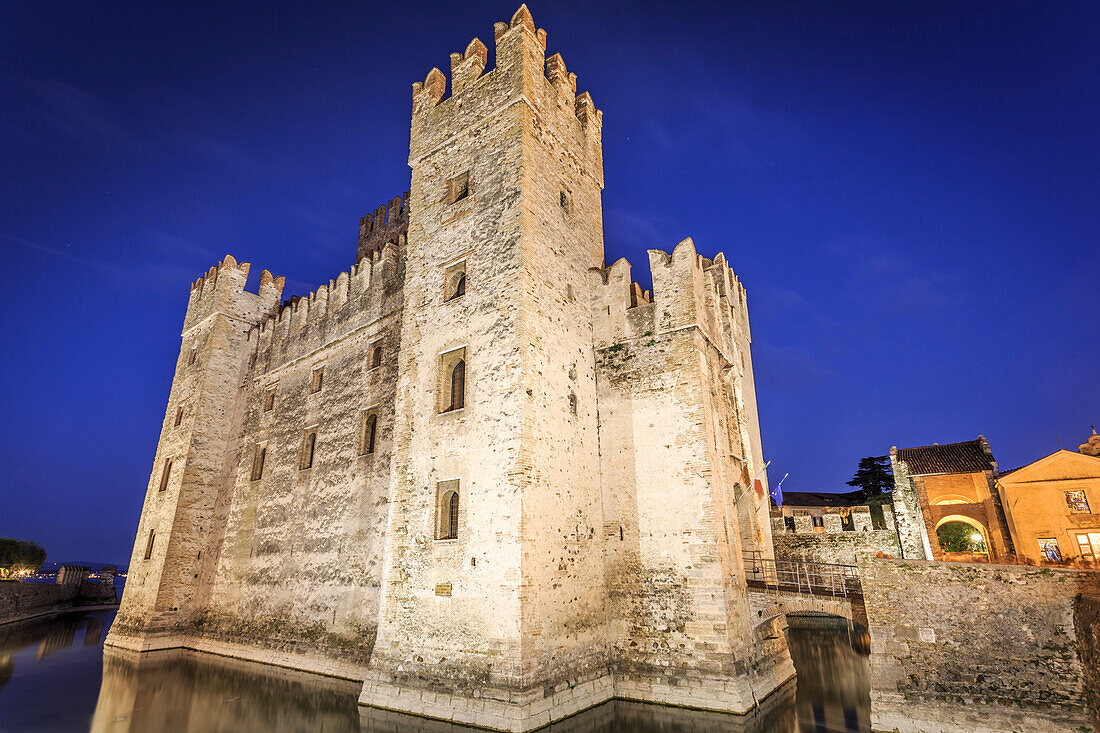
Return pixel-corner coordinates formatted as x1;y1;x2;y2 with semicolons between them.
300;431;316;470
365;414;377;455
449;360;465;411
371;345;383;369
440;491;459;540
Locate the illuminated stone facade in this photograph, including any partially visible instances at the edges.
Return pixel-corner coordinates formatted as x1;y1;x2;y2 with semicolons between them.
106;6;788;731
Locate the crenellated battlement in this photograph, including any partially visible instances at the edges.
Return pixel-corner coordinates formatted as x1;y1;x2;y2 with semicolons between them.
357;192;409;263
589;237;752;365
410;5;603;163
183;254;284;333
246;240;400;366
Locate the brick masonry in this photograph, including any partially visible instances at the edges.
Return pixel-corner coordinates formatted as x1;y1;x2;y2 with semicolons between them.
860;557;1100;732
106;6;792;731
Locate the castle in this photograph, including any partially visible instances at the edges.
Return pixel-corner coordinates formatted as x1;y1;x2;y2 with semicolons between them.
106;7;790;730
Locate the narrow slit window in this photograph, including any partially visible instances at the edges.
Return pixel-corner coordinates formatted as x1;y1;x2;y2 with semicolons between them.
144;529;156;560
436;480;460;540
310;367;324;394
251;445;266;481
188;348;198;365
174;406;184;427
569;392;577;415
158;459;173;493
362;413;378;455
371;344;383;370
300;431;317;470
449;360;465;411
264;388;277;412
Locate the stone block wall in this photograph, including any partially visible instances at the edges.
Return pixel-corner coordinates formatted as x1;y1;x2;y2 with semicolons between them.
770;506;902;566
861;557;1100;732
0;578;119;626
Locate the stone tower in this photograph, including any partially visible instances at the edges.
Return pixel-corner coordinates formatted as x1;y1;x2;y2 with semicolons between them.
361;5;612;726
110;258;283;644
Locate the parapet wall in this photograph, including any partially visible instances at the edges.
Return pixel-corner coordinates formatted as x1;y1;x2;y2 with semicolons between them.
769;506;901;566
247;240;402;373
588;238;751;365
184;255;284;333
357;193;408;264
861;558;1100;733
0;577;118;626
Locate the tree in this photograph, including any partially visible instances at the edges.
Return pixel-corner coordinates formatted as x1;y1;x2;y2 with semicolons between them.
846;455;893;494
936;522;986;554
0;538;47;578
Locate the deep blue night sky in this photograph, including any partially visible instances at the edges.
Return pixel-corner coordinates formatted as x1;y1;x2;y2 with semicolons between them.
2;2;1097;564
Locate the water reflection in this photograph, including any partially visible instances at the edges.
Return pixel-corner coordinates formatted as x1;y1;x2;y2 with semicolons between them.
785;615;870;733
0;609;120;732
0;609;872;732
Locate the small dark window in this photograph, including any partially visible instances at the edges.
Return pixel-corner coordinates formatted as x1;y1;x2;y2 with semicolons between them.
371;345;383;369
144;529;156;560
264;388;276;412
446;171;470;204
158;459;173;492
449;360;466;411
363;413;378;455
174;407;184;427
446;272;466;301
310;367;324;394
251;445;266;481
560;190;569;210
569;392;577;415
300;431;316;470
188;348;198;365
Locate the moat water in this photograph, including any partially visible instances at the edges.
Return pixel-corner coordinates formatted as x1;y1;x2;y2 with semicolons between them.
0;608;870;732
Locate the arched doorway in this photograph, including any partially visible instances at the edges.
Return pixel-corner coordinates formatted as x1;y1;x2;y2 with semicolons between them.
935;515;990;561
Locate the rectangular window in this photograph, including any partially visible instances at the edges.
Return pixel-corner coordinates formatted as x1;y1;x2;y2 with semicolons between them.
436;479;460;540
174;406;184;427
300;430;317;470
1077;533;1100;561
188;348;198;365
1065;490;1091;514
310;367;324;394
369;339;383;370
264;387;277;412
445;171;470;204
158;459;173;492
360;411;378;456
251;444;267;481
1037;538;1062;563
144;529;156;560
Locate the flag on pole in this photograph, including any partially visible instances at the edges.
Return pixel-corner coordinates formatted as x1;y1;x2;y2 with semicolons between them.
751;461;771;501
770;473;788;507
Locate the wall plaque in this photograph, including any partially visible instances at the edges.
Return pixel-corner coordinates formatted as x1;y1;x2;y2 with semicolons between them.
435;582;452;597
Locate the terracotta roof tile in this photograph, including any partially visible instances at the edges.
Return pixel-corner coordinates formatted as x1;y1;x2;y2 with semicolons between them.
896;439;994;476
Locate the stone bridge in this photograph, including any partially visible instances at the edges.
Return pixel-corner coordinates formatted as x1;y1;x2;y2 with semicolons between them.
745;556;867;628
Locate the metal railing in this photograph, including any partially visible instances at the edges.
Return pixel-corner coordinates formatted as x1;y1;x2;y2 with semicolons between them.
745;552;862;598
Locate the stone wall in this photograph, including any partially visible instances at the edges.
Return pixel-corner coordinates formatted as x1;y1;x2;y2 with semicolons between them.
861;557;1100;732
0;577;118;626
1075;594;1100;732
770;506;901;565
